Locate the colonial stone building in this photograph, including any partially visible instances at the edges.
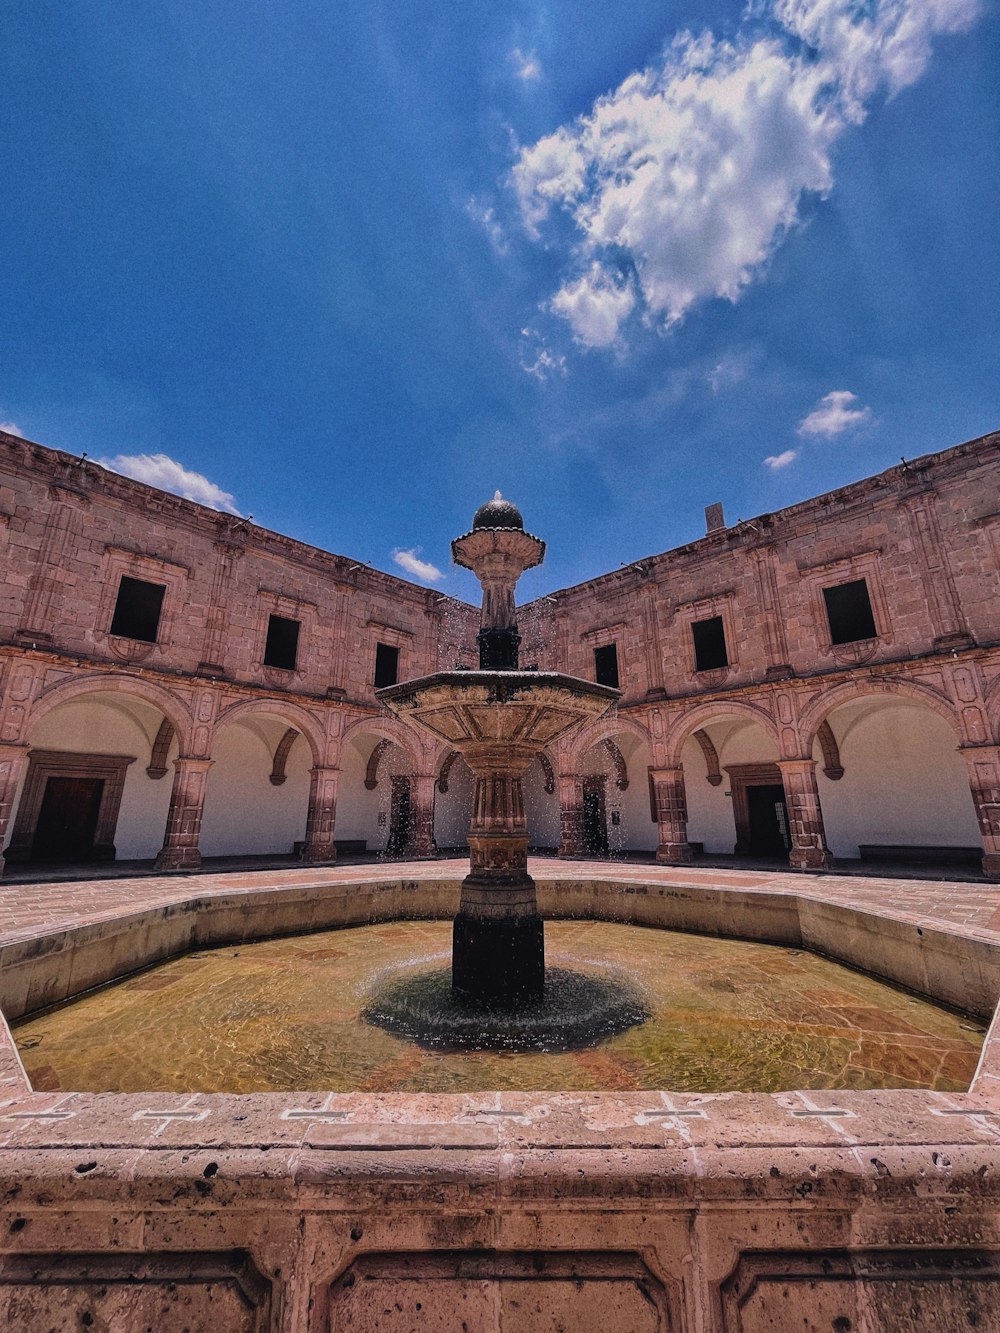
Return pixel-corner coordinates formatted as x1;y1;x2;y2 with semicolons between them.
0;426;998;878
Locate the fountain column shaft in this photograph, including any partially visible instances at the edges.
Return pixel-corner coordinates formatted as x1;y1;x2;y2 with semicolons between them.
453;747;544;1006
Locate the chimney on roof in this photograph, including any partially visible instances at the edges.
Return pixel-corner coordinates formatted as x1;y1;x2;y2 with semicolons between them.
705;502;726;534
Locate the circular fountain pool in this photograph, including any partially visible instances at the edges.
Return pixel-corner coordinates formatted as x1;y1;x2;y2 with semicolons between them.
13;919;984;1095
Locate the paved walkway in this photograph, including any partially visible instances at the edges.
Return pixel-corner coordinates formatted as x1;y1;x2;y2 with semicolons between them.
2;856;999;947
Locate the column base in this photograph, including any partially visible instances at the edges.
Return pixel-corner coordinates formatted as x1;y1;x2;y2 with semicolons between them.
452;911;545;1010
154;847;202;872
299;842;337;865
656;842;693;864
983;853;1000;881
788;848;834;871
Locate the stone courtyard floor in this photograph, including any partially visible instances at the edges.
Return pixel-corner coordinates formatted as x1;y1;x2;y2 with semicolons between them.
1;853;998;947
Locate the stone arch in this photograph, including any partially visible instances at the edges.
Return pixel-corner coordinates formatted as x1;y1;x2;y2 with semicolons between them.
664;699;779;767
984;675;1000;743
603;739;629;791
269;728;300;787
27;672;195;754
816;720;844;780
365;738;395;790
565;714;651;771
797;677;963;755
213;698;326;767
340;714;423;770
692;729;723;786
147;718;175;779
537;750;556;795
437;749;460;794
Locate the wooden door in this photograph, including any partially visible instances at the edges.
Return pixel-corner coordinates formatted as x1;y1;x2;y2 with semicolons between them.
31;776;105;863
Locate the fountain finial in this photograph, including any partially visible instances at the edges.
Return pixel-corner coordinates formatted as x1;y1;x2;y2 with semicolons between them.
471;491;525;532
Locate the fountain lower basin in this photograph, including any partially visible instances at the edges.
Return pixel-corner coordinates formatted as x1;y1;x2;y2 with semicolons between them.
11;919;985;1094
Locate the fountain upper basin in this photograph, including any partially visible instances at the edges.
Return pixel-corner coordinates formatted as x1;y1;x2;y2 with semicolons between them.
375;670;619;758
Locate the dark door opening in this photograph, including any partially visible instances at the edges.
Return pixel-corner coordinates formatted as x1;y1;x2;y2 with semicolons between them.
31;776;105;863
745;783;791;859
582;777;609;856
386;776;411;856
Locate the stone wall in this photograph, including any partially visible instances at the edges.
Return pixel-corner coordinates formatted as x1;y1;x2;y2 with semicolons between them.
0;426;998;875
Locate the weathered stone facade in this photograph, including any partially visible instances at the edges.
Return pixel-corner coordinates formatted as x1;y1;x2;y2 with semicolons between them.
1;426;998;877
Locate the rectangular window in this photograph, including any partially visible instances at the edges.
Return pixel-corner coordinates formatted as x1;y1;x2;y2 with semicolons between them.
692;615;728;672
594;643;619;688
109;576;165;643
374;641;399;688
823;578;877;645
263;613;300;671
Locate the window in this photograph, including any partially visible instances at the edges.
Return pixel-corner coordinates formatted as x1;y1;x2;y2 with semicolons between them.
263;613;300;671
374;641;399;688
692;615;728;672
109;576;165;643
823;578;877;645
594;643;619;688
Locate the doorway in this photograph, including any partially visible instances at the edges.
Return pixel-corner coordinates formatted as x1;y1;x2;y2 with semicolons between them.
5;749;136;865
745;783;791;858
386;775;412;856
32;777;105;863
582;776;609;856
726;762;791;861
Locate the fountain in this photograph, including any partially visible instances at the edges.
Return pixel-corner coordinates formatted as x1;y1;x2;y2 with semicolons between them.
376;492;619;1009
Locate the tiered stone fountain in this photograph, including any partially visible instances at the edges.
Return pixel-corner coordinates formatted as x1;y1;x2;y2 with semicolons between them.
377;493;618;1009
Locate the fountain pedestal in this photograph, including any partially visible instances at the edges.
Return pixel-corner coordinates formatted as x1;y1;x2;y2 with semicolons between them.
453;752;543;1006
376;492;619;1010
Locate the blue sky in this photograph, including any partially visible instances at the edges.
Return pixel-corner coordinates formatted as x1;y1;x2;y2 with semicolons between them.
2;0;997;603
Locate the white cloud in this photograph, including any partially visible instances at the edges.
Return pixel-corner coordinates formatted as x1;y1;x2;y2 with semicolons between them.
514;0;981;341
466;198;509;255
392;547;444;583
96;452;242;514
764;448;798;469
0;421;22;436
797;389;872;437
707;348;758;394
550;264;636;348
522;346;568;381
511;48;542;81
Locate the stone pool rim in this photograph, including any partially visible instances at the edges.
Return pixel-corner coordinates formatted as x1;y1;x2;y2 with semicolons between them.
1;866;998;1101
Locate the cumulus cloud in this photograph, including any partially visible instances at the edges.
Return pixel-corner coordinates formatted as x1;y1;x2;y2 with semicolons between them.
97;452;242;514
393;548;444;583
511;48;542;81
514;0;980;345
797;389;872;437
764;448;799;469
550;265;636;348
0;421;22;436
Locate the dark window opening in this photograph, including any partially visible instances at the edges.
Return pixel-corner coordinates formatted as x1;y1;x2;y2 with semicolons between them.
823;578;877;645
374;642;399;688
264;613;300;671
109;576;165;643
692;615;728;672
594;643;619;688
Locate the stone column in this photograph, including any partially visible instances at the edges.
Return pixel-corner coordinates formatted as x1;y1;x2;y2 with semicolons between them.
410;771;438;859
154;757;212;871
778;759;833;871
650;766;693;864
0;745;29;878
557;772;584;858
300;766;339;864
961;744;1000;880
